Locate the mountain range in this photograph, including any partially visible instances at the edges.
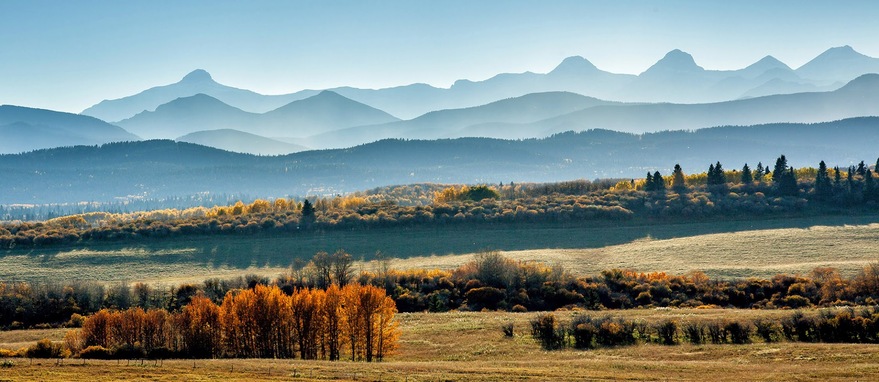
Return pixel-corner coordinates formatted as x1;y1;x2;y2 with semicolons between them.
81;46;879;122
115;90;399;140
2;117;878;205
0;106;138;154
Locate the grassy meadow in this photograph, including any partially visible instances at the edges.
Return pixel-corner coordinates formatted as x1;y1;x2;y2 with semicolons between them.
1;310;878;381
1;213;878;284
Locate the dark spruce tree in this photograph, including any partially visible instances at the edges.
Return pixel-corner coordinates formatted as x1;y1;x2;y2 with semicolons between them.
772;155;798;196
653;171;666;191
814;161;832;200
866;169;877;203
741;163;753;184
645;172;654;192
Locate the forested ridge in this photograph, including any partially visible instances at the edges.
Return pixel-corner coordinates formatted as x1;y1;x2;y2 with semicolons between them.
2;117;879;204
2;155;878;250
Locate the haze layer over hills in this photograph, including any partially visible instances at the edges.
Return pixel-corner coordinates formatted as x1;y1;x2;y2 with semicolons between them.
1;46;878;204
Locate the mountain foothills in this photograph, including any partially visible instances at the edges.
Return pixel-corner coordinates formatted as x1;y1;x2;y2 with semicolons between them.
1;117;878;205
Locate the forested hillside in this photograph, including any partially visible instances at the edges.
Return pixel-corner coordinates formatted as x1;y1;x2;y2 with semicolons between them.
1;118;878;205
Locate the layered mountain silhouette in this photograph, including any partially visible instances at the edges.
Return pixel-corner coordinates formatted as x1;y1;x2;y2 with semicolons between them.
115;91;400;139
80;46;879;121
82;70;317;122
300;74;879;148
0;105;138;154
177;129;308;156
3;117;878;205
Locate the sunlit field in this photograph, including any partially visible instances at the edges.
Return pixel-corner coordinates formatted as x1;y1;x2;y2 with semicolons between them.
1;310;878;381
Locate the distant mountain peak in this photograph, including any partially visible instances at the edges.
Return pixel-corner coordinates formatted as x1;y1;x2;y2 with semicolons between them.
181;69;214;83
643;49;703;74
550;56;598;75
744;55;792;72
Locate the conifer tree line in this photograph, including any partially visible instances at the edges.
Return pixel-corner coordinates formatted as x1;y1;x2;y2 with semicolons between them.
63;284;398;361
2;155;879;250
641;154;879;202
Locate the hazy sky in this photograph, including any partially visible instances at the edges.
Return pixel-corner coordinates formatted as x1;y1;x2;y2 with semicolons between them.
1;0;878;113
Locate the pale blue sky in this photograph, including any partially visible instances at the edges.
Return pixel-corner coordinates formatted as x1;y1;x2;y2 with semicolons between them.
1;0;877;113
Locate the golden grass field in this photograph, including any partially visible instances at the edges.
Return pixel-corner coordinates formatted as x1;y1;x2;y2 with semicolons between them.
1;309;878;381
2;214;879;285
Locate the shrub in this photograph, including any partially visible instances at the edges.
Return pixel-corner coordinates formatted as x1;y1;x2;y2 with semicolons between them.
0;348;19;358
706;322;727;344
465;287;506;310
682;322;705;344
782;311;815;342
570;315;597;349
66;313;85;328
511;304;528;313
502;322;514;337
530;313;565;350
1;359;13;367
724;321;752;344
753;319;780;342
25;339;63;359
79;346;113;359
112;343;146;359
595;317;637;347
655;320;678;345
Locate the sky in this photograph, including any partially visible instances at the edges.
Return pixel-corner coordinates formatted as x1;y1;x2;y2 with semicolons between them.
1;0;878;113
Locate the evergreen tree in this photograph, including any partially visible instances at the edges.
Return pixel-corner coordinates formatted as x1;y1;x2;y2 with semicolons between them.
301;199;315;221
834;166;842;189
857;161;867;177
645;172;654;192
866;169;876;202
847;166;855;192
814;160;832;199
653;171;665;191
707;164;716;185
714;161;724;184
754;162;764;182
772;155;788;183
741;163;753;184
671;164;686;192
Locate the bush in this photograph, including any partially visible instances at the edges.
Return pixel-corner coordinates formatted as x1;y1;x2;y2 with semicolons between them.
0;348;19;358
79;346;113;359
595;317;636;347
502;322;514;337
25;339;62;359
511;304;528;313
530;313;565;350
706;322;727;344
570;315;598;349
753;319;780;342
655;320;678;345
465;287;506;310
682;322;705;344
66;313;85;328
112;343;146;359
724;321;752;344
1;359;13;368
782;311;815;342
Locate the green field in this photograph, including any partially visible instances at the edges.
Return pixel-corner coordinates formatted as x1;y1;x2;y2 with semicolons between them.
1;310;878;381
0;215;879;283
2;213;879;284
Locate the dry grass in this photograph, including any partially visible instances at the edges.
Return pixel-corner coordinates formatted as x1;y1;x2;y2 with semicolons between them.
1;309;877;381
386;223;879;278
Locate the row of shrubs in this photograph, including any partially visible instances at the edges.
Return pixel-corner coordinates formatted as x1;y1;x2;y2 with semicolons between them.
525;306;879;350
